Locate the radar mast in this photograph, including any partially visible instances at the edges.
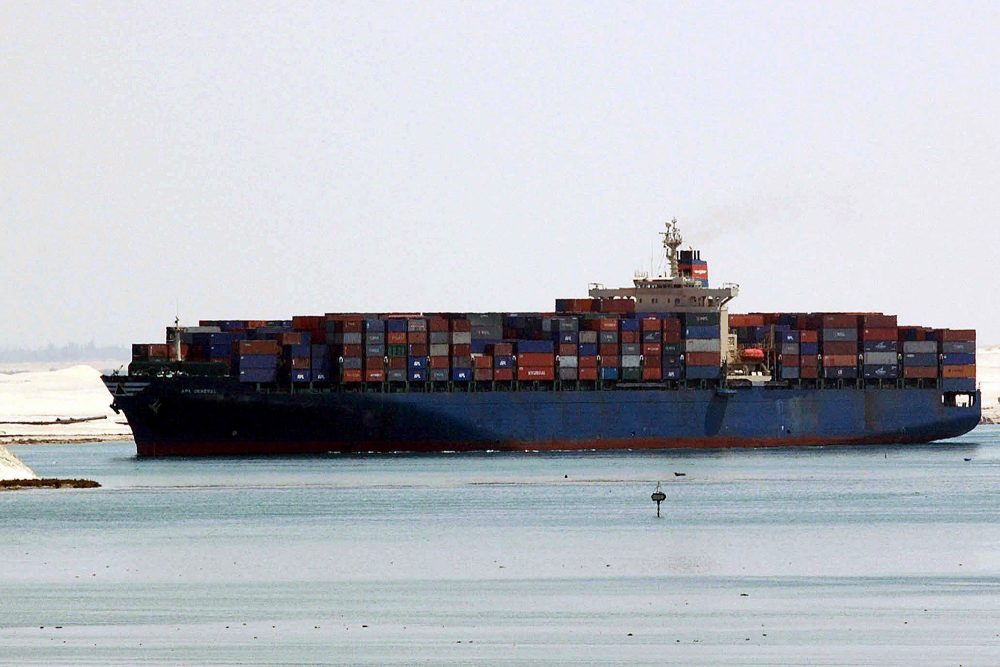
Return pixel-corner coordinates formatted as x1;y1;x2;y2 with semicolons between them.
660;218;683;279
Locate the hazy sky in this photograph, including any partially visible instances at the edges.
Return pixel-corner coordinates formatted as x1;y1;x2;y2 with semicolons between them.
3;1;999;347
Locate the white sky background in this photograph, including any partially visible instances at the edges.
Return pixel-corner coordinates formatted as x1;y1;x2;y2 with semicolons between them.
3;1;999;347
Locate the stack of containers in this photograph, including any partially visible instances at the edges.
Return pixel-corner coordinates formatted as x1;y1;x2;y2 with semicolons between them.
469;314;503;354
473;353;493;381
550;316;579;381
488;342;514;381
861;314;898;381
238;339;279;383
285;339;312;383
311;343;330;382
331;317;363;383
620;318;641;381
799;329;819;379
940;329;976;391
900;326;937;381
449;317;472;382
291;315;327;345
386;319;407;382
779;331;800;380
363;319;386;382
577;322;598;381
640;316;662;381
516;339;555;381
407;318;429;382
427;316;451;382
661;317;683;380
132;343;170;364
555;298;598;313
596;317;620;381
683;312;721;380
190;331;237;366
821;314;859;380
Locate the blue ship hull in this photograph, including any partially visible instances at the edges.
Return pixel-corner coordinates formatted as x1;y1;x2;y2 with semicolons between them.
105;377;981;457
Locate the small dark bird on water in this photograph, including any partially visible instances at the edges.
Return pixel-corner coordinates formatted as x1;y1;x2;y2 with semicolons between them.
674;472;686;477
964;458;972;462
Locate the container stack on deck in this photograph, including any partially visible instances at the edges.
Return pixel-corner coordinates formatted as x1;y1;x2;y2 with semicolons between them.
126;305;975;393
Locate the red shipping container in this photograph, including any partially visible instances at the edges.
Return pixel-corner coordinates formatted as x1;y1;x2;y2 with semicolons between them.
385;332;405;344
473;355;493;369
903;367;937;379
239;340;279;354
800;365;819;379
517;366;555;381
823;354;856;367
449;319;472;332
452;343;471;356
290;358;310;369
822;341;857;355
782;355;800;367
644;354;661;367
642;343;662;355
339;320;363;333
942;365;975;378
862;328;897;341
578;367;598;380
363;369;384;382
862;314;897;328
474;368;493;381
822;314;858;328
341;344;363;357
364;357;385;370
407;331;427;345
598;355;620;368
599;318;620;332
620;331;639;344
429;356;449;369
578;356;598;368
558;343;576;356
148;344;169;358
800;355;819;367
486;342;513;355
662;318;682;332
729;314;766;327
599;344;620;356
597;299;635;314
799;330;818;343
388;357;407;370
427;317;450;332
342;369;363;383
517;352;554;366
407;344;428;356
661;331;682;344
942;329;976;342
641;317;662;331
642;367;662;381
494;368;514;381
686;351;720;365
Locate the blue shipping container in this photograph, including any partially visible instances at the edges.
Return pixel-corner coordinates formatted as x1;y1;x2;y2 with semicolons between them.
662;367;682;380
239;355;278;369
451;368;472;382
578;344;598;356
239;368;277;383
517;340;555;353
407;368;426;382
553;331;578;344
800;342;819;355
408;356;429;370
387;319;406;333
782;331;800;343
685;325;720;339
685;366;720;380
823;328;858;342
863;340;897;353
619;319;640;332
291;369;311;383
823;367;858;380
942;378;976;392
903;353;937;367
285;343;310;357
599;367;619;381
942;353;975;365
863;364;899;379
494;355;514;368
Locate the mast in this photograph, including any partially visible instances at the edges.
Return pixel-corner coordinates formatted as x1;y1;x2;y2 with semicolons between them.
660;218;683;279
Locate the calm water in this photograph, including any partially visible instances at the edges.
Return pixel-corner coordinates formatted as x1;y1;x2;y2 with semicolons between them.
3;428;1000;665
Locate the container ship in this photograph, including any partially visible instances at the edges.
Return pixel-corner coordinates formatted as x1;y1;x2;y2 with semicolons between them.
105;220;980;457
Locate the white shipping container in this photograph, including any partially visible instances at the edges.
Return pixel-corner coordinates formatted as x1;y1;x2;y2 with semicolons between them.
864;351;898;365
902;341;937;354
685;338;721;352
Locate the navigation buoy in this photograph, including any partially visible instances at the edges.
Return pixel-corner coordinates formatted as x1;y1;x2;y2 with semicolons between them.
651;482;666;518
